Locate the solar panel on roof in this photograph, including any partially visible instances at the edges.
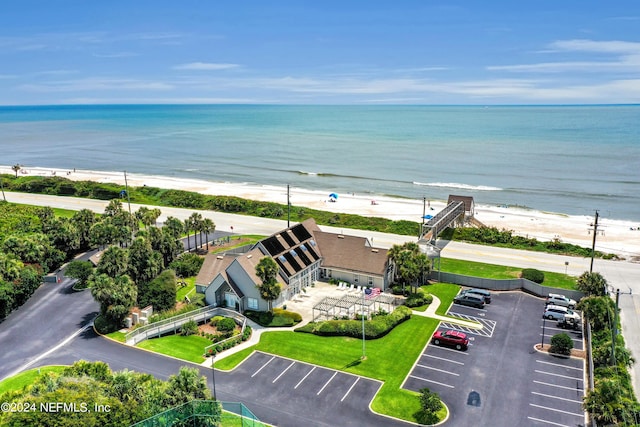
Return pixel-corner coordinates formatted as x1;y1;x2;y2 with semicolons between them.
291;224;312;241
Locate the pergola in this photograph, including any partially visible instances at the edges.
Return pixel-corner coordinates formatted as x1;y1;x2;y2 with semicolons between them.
312;292;400;322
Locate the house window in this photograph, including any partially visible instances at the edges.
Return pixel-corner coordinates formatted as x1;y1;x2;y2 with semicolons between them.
354;274;359;283
248;298;258;310
368;276;374;285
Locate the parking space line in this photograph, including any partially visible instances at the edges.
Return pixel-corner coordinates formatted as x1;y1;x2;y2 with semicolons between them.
535;370;583;381
294;366;316;389
317;371;338;395
341;378;360;402
527;416;571;426
536;360;583;371
251;355;275;378
417;364;460;375
529;403;584;417
534;380;584;392
539;333;583;343
427;346;469;356
531;391;583;404
423;354;465;365
273;361;295;383
409;375;454;388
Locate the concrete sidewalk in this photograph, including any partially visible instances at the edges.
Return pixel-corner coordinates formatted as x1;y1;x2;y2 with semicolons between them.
202;284;482;367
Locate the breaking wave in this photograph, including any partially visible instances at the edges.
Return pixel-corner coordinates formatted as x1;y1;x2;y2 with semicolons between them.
413;181;502;191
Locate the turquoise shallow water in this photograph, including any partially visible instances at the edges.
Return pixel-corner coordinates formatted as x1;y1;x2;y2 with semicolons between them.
1;104;639;220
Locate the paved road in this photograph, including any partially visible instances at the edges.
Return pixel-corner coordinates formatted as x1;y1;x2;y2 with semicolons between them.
0;276;98;381
2;191;640;418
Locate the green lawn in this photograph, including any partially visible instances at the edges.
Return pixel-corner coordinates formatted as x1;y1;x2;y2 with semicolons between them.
211;235;265;254
176;276;196;302
215;283;461;423
439;257;577;290
106;330;126;342
136;335;211;364
0;366;67;395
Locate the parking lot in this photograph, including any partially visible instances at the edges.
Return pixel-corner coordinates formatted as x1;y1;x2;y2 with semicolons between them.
218;351;410;427
403;291;587;427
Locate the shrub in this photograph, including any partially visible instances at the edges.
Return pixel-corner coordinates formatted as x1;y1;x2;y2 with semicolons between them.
216;317;236;332
404;289;433;308
295;306;412;339
550;333;573;355
169;253;204;278
522;268;545;284
415;388;443;425
181;319;198;336
209;315;224;327
138;269;178;312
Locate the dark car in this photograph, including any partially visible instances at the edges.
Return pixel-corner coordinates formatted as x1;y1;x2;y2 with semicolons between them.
431;330;469;351
461;288;491;304
453;293;485;309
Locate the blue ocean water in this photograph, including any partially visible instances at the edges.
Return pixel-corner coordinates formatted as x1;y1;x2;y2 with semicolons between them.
1;104;639;221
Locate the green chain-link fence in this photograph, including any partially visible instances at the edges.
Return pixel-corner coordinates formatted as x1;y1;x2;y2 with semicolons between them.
131;400;265;427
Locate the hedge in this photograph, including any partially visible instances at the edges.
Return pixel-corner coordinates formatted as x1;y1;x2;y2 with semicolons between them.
295;306;412;339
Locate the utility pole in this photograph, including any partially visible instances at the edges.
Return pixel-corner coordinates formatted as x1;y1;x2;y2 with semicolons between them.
0;176;6;202
589;210;599;273
124;171;132;215
421;196;426;238
287;184;290;228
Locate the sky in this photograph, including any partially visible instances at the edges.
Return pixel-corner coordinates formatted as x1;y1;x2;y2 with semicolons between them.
1;1;639;105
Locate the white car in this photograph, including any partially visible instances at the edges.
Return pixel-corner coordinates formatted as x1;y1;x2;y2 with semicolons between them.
544;305;580;322
546;293;577;309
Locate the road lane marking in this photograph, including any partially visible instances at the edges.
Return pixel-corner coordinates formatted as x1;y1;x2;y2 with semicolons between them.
295;366;316;389
529;403;584;417
416;364;460;376
341;378;360;402
409;375;454;388
317;371;338;395
251;355;275;378
531;391;583;404
527;416;571;426
535;370;583;381
273;361;295;383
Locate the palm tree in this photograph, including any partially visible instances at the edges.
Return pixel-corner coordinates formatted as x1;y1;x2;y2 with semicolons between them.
388;242;429;293
183;217;193;252
201;218;215;251
188;212;203;250
11;164;21;177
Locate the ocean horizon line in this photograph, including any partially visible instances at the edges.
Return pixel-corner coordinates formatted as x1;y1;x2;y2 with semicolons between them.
1;103;639;108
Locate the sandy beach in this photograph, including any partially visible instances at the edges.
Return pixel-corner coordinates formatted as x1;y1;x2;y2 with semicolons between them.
3;165;639;257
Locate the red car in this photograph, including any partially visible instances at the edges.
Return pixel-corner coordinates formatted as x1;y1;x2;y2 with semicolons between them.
431;330;469;351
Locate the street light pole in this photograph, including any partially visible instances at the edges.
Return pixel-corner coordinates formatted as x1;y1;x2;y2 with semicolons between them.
211;353;217;400
361;288;366;359
589;210;599;273
541;314;546;349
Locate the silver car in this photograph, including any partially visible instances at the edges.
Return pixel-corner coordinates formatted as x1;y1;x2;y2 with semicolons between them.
544;305;580;322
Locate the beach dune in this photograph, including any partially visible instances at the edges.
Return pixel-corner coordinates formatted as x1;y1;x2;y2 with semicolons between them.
2;165;639;257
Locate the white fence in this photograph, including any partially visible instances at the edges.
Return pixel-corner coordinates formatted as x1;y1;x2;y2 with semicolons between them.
125;306;246;346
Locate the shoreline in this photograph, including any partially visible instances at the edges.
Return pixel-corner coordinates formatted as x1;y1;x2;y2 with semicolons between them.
2;165;639;257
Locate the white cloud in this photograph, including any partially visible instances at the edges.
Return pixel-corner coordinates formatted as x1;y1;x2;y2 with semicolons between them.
19;77;173;92
92;52;138;58
173;62;239;71
487;39;640;73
